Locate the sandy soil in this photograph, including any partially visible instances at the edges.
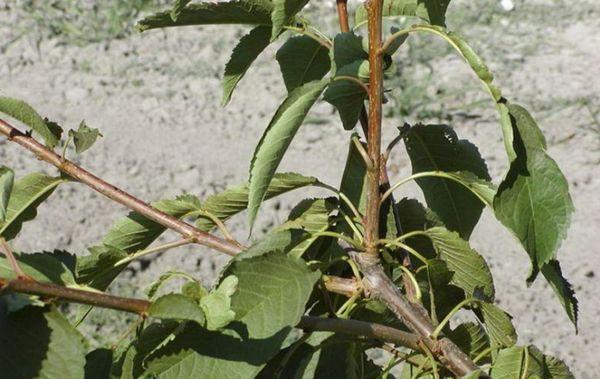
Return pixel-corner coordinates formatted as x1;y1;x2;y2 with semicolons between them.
1;0;598;376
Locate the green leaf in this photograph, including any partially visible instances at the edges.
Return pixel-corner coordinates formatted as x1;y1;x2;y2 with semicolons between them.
339;135;368;214
145;270;200;300
84;348;113;379
479;302;517;348
270;0;309;40
425;227;495;300
196;172;318;232
276;35;331;92
0;173;66;240
260;333;378;378
404;124;491;239
0;251;76;285
422;258;464;322
527;345;574;379
332;32;368;69
170;0;191;21
145;252;320;378
248;80;327;229
75;245;128;289
149;294;206;326
0;96;61;147
68;120;102;154
324;79;366;130
278;197;338;258
200;275;238;330
447;322;490;361
117;321;183;379
137;1;273;31
494;103;573;271
540;260;578;329
223;26;272;105
0;166;14;223
354;0;451;27
0;307;86;379
490;346;524;379
103;194;201;254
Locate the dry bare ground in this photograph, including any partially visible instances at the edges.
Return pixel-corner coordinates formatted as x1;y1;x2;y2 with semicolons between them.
1;0;598;376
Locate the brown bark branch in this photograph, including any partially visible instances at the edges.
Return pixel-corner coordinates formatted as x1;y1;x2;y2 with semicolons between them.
351;252;483;377
336;0;350;32
364;0;384;255
0;119;242;257
0;119;359;298
0;277;420;351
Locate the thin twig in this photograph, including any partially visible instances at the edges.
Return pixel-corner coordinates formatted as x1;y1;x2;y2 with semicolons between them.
0;276;421;351
0;237;26;278
0;119;241;256
113;237;195;267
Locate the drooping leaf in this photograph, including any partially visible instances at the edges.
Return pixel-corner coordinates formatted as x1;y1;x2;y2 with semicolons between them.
75;245;128;289
403;124;491;239
170;0;191;21
196;172;318;232
421;258;465;322
145;270;200;300
0;96;61;147
425;227;494;300
144;252;320;378
117;321;183;379
0;252;76;285
200;275;238;330
332;32;368;70
0;173;66;240
137;1;273;31
324;79;366;130
447;322;490;360
68;120;102;154
0;307;86;379
248;80;327;229
393;198;439;256
339;135;368;215
490;346;524;379
527;345;574;379
278;197;338;258
0;166;14;222
102;194;201;254
540;260;578;329
354;0;451;27
223;25;272;105
149;293;206;326
479;302;517;349
270;0;309;40
494;103;573;272
84;348;114;379
276;35;331;92
259;333;379;378
441;29;502;101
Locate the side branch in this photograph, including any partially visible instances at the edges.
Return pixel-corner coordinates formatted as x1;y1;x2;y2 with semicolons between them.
0;119;242;256
351;252;483;377
0;277;420;351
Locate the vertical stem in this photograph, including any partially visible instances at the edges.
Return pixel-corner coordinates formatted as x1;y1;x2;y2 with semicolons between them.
336;0;350;32
364;0;384;255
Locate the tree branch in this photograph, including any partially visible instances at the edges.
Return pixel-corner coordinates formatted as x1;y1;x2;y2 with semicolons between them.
0;277;420;351
364;0;384;256
0;119;359;298
350;251;483;377
0;119;242;256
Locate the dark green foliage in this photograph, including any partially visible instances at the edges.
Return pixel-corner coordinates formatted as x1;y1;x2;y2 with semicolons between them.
0;0;579;378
